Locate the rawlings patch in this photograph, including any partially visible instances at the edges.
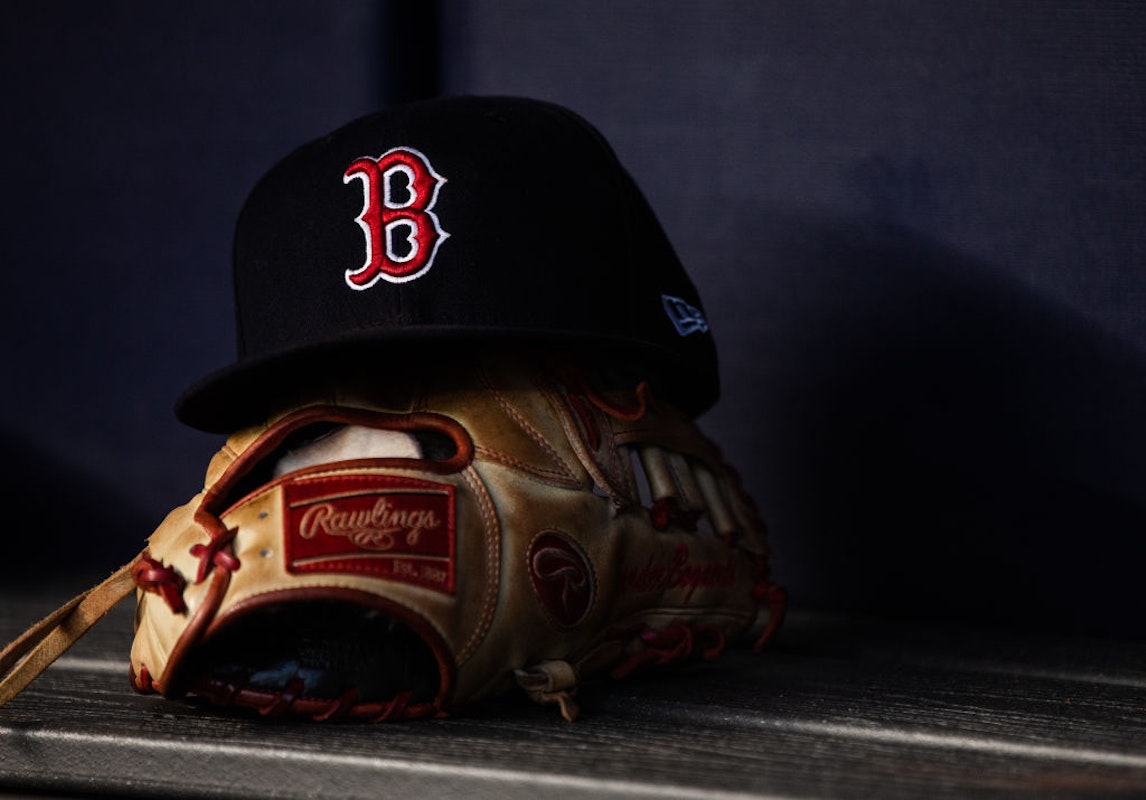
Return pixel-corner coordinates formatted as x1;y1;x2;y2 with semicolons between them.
284;473;456;593
343;146;449;288
528;531;595;629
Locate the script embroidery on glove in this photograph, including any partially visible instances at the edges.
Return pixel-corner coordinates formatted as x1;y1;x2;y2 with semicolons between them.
621;543;737;601
284;474;457;593
298;498;442;550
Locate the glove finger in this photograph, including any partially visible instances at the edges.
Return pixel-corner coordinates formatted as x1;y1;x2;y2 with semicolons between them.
619;445;650;506
667;451;706;513
637;445;677;502
694;464;738;537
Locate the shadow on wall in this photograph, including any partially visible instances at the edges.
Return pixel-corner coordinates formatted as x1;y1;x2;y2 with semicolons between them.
732;216;1146;639
0;429;151;586
3;214;1142;637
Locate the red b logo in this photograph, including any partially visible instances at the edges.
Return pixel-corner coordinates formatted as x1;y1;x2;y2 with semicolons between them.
343;147;449;288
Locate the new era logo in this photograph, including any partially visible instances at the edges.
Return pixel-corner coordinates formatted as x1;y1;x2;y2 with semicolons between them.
662;295;709;336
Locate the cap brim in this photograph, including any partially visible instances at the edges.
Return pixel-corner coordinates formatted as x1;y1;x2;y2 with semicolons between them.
176;327;719;434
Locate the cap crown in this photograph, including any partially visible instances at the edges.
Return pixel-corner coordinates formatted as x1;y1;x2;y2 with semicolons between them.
177;96;717;432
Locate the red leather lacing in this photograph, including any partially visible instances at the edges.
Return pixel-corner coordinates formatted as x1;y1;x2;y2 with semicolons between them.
190;526;241;583
260;678;306;717
191;674;437;722
589;381;651;421
555;363;651;451
204;672;248;706
133;554;187;614
749;553;787;651
752;581;788;652
313;688;359;722
130;663;155;693
648;496;702;532
610;622;727;680
370;690;412;722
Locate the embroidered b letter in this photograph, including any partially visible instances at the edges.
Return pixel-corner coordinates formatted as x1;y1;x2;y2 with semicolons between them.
343;147;449;288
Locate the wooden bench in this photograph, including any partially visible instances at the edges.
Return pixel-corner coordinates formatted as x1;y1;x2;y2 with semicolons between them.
2;586;1143;798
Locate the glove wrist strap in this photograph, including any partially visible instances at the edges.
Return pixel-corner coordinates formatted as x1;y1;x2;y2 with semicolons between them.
0;554;140;709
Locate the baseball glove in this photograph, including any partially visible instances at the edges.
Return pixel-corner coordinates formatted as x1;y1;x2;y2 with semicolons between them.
1;353;784;721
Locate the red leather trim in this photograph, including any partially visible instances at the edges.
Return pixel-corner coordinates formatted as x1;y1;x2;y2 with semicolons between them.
198;586;456;712
155;565;234;698
204;406;475;519
192;682;439;722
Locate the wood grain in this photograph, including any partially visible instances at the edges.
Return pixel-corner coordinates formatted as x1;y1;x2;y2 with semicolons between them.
1;591;1143;798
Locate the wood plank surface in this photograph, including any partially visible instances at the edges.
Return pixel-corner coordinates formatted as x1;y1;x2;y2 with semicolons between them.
1;588;1143;799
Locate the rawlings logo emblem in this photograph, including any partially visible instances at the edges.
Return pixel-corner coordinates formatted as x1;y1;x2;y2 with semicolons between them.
528;531;594;628
298;497;443;551
662;294;709;336
284;473;456;593
343;146;449;288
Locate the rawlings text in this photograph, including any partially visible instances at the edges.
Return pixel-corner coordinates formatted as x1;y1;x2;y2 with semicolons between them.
285;474;456;593
298;497;442;550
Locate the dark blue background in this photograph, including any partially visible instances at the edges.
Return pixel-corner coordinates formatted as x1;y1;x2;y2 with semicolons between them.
3;1;1144;636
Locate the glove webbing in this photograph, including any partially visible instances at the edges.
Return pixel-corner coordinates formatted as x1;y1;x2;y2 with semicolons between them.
0;555;140;709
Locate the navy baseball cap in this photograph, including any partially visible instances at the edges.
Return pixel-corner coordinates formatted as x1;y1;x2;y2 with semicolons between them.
176;96;718;433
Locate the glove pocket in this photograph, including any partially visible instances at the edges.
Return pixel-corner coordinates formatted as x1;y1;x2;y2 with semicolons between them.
134;464;499;721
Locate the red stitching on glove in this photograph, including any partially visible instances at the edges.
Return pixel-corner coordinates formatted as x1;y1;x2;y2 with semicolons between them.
130;664;155;693
133;554;187;614
641;622;693;658
648;496;702;532
591;381;650;421
312;688;359;722
611;622;705;680
693;624;728;661
557;364;651;419
190;526;241;584
369;690;412;723
259;678;306;717
190;672;438;723
753;582;788;652
554;362;652;453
